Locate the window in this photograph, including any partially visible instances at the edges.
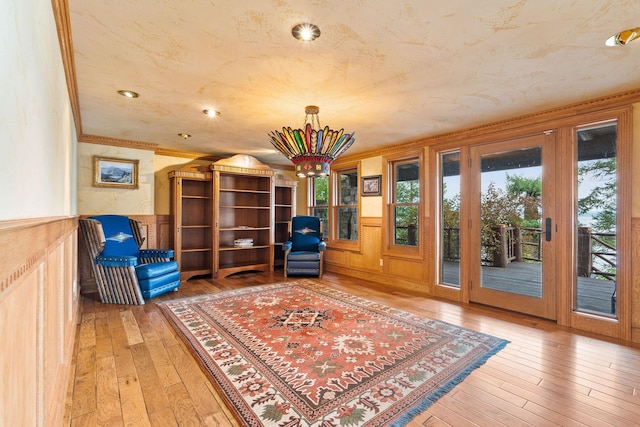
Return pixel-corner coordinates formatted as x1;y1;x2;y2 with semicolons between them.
335;168;358;241
308;176;329;235
391;158;420;246
383;151;422;258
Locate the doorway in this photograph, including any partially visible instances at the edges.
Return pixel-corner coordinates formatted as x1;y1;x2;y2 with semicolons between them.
468;133;557;319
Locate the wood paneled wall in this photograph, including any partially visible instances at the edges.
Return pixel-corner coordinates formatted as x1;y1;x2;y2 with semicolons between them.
632;218;640;342
0;217;80;426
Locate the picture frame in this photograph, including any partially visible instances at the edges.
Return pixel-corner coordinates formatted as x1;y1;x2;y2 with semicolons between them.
361;175;382;196
93;156;139;189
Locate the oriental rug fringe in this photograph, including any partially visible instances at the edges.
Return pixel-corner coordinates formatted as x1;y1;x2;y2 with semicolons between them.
157;280;508;426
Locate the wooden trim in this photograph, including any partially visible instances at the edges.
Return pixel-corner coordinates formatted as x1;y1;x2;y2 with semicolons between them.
51;0;81;138
0;216;80;426
0;216;77;294
79;133;159;151
337;88;640;164
381;149;424;260
328;160;362;252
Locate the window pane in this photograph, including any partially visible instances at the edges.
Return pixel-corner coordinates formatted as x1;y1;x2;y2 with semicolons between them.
440;151;460;287
394;205;418;245
312;207;328;235
339;171;358;205
338;207;358;240
395;161;420;203
576;123;617;317
314;176;328;206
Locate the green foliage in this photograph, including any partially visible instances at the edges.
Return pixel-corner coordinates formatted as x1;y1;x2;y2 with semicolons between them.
578;158;616;232
394;179;420;245
314;176;328;206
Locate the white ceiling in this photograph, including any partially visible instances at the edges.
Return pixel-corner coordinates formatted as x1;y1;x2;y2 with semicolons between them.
69;0;640;165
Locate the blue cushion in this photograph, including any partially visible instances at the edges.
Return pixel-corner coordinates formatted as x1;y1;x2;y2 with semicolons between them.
136;261;179;279
90;215;139;257
137;270;180;292
287;251;321;261
291;216;321;252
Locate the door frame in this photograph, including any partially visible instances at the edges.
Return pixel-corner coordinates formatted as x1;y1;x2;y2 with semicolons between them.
468;133;557;319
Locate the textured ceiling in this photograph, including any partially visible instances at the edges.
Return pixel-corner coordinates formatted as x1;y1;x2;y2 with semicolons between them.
69;0;640;165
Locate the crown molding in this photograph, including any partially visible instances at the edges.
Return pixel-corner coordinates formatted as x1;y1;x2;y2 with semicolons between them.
336;87;640;164
155;147;220;160
79;133;159;151
52;0;82;138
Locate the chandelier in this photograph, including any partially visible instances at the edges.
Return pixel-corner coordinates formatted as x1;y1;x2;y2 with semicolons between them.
268;106;356;178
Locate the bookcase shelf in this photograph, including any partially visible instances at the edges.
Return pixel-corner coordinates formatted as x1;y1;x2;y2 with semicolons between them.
169;165;214;281
212;155;275;278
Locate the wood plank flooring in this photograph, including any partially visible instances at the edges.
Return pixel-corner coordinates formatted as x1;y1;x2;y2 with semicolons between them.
63;271;640;426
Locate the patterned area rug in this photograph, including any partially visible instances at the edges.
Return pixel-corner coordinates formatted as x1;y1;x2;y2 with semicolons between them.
157;280;508;426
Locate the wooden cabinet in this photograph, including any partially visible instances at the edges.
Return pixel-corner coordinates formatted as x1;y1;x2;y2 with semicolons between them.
274;175;297;268
169;165;213;280
212;155;275;278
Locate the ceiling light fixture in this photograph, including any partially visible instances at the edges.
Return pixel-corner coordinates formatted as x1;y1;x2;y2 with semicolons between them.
292;23;321;42
605;26;640;46
177;133;191;139
203;109;220;117
268;106;356;178
117;90;139;98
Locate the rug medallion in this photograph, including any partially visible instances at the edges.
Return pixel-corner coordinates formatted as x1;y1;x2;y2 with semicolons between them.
157;280;508;426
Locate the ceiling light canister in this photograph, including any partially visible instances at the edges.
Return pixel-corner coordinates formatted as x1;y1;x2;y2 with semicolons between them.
203;109;220;117
605;27;640;46
292;23;321;42
117;90;139;98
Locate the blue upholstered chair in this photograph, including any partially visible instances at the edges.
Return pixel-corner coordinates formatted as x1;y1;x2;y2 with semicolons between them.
79;215;180;304
282;216;326;278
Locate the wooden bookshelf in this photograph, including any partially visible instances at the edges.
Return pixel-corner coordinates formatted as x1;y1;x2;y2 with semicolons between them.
212;155;275;278
169;165;213;280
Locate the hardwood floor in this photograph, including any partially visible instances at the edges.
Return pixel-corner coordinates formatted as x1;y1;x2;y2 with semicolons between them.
63;271;640;426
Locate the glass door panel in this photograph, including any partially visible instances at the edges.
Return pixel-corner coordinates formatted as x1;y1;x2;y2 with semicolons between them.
439;151;461;287
470;134;556;319
575;123;618;317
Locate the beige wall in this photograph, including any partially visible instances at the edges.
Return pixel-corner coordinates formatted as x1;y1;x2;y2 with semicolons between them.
0;0;77;221
154;155;212;215
77;143;155;215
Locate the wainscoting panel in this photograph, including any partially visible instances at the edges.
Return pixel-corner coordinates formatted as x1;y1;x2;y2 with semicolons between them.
0;217;79;427
632;218;640;343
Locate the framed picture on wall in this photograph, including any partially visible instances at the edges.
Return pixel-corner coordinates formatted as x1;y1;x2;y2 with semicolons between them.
361;175;381;196
93;156;139;189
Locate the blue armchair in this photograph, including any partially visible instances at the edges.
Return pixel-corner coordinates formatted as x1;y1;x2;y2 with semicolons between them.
79;215;180;304
283;216;326;278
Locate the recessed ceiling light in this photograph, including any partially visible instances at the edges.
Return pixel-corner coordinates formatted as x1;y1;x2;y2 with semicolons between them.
605;26;640;46
203;109;221;117
117;90;139;98
177;133;191;139
292;23;321;42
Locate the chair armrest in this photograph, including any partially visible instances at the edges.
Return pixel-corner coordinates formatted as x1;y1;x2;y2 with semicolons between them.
282;241;292;252
94;255;138;267
318;241;327;251
139;249;174;262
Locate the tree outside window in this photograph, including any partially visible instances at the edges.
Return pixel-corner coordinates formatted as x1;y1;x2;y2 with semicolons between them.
392;160;420;246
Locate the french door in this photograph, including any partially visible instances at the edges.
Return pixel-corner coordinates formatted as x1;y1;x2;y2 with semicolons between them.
468;133;557;319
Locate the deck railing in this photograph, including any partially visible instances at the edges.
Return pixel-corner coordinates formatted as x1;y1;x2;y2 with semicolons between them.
443;225;616;281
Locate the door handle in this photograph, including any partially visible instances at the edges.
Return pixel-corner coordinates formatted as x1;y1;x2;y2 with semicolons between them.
545;217;552;241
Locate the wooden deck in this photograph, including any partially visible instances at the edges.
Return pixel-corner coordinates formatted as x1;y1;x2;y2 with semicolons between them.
443;261;616;315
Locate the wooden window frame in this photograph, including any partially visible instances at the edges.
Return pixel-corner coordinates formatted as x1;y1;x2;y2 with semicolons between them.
307;175;329;241
330;161;361;251
382;150;424;259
